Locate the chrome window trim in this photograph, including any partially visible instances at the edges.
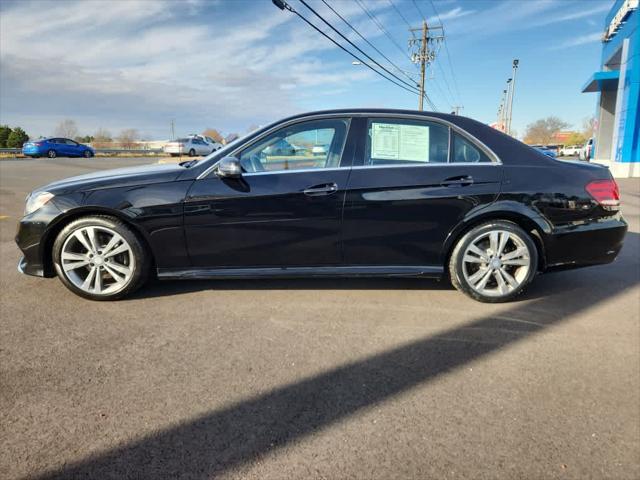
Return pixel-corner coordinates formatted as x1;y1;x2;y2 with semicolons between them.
196;112;502;180
242;167;349;177
350;162;501;170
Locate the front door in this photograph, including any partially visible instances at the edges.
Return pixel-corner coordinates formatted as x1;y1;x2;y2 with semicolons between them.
183;117;354;268
342;116;503;267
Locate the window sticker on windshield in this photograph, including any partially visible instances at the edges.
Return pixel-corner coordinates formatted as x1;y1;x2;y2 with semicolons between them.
371;123;430;162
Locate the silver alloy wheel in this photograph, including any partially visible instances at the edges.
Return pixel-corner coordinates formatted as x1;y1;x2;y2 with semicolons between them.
60;225;135;295
461;229;531;298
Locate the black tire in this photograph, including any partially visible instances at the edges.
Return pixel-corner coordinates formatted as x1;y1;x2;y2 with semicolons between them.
83;150;93;158
47;149;57;158
449;220;538;303
52;216;150;301
188;149;196;157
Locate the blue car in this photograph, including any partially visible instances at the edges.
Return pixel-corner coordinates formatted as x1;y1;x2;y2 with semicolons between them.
22;138;94;158
533;146;557;158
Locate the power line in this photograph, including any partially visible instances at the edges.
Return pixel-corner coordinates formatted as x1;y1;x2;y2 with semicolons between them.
354;0;416;68
320;0;418;85
411;0;428;22
298;0;421;94
352;0;438;110
272;0;426;99
427;0;463;105
387;0;414;36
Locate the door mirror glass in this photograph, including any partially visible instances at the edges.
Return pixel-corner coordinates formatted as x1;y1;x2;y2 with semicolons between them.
216;156;242;178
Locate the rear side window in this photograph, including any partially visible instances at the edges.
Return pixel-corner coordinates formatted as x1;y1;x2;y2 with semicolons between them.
365;118;449;166
451;132;492;163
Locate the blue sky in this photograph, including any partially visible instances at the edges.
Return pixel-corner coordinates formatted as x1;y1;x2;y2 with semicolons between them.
0;0;611;140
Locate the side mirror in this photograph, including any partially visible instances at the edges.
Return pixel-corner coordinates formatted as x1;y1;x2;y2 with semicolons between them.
216;156;242;178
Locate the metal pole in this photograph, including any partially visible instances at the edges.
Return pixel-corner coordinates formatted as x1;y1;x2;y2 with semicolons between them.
504;78;513;135
418;20;427;111
507;59;519;136
499;89;507;132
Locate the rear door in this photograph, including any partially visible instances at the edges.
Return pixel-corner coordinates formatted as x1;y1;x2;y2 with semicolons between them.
342;116;502;267
183;117;355;268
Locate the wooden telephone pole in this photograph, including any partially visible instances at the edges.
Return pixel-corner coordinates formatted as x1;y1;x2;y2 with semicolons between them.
409;21;443;111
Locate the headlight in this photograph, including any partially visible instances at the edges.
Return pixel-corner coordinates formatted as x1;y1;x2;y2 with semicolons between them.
24;191;54;216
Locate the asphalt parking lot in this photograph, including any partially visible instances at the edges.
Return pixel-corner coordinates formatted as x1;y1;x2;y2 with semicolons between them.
0;157;639;479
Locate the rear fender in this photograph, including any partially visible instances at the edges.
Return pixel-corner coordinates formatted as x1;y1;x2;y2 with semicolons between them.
441;200;552;270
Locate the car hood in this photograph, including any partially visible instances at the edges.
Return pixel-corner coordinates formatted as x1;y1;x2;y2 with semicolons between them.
38;162;187;194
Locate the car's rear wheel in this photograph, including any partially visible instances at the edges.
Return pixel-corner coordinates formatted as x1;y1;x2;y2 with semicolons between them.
47;149;57;158
52;216;150;300
449;221;538;303
188;149;196;157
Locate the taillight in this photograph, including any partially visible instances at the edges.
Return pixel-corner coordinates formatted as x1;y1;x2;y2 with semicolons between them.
586;179;620;210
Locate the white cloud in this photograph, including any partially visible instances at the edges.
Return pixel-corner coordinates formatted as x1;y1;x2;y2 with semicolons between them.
0;0;380;138
532;2;610;27
428;6;475;25
550;32;602;50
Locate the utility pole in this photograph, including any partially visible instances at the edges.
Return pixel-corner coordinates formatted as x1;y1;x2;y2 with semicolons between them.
409;21;443;111
505;78;513;133
170;119;175;140
506;59;519;136
418;21;427;111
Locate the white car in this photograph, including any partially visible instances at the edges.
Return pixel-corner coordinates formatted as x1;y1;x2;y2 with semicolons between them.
163;135;222;157
559;145;581;157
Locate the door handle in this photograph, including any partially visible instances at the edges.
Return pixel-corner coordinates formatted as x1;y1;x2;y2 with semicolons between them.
441;175;474;187
303;183;338;196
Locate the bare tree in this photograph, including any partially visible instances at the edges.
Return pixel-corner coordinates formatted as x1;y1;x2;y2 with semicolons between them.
202;128;224;143
523;116;570;145
54;119;78;139
93;128;112;143
117;129;139;149
582;116;596;139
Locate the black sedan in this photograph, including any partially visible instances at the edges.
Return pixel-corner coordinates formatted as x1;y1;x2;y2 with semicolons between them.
16;109;627;302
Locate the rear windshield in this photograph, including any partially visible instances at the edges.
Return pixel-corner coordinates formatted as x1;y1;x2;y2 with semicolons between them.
174;138;189;143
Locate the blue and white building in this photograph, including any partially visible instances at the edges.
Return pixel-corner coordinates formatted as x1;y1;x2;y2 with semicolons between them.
582;0;639;177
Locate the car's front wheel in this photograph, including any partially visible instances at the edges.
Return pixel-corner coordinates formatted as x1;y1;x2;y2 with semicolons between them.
83;150;93;158
449;221;538;303
52;216;150;300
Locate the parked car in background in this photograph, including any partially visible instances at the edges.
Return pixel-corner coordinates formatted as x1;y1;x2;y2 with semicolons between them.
579;138;594;161
163;135;222;157
546;144;560;156
22;138;94;159
16;109;626;303
559;145;582;156
192;134;223;152
311;145;327;156
263;139;297;156
532;146;557;158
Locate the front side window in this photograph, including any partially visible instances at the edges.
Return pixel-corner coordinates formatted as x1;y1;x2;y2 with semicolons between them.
451;132;492;163
366;118;449;166
238;118;349;173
